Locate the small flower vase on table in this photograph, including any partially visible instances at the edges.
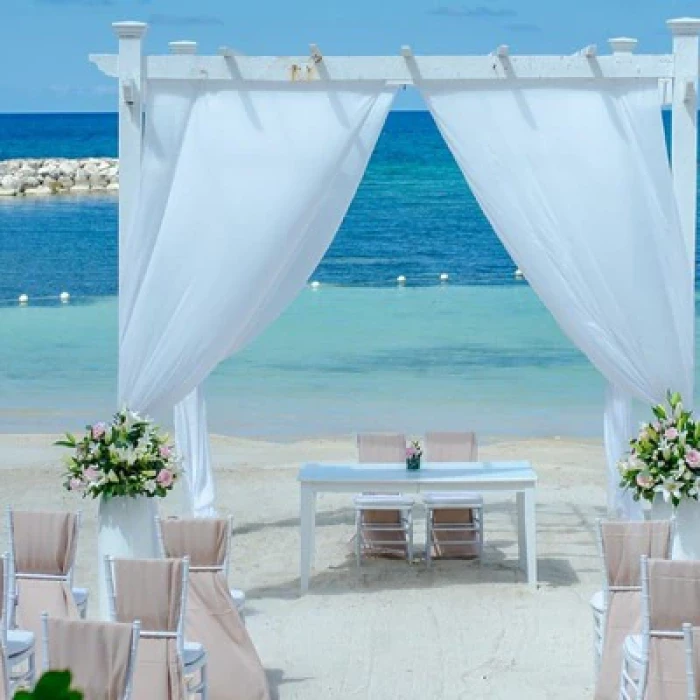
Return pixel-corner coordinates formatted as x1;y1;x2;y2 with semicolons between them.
57;409;180;619
406;440;422;471
619;391;700;560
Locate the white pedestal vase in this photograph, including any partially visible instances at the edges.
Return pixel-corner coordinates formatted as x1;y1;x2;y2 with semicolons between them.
97;495;159;619
650;496;700;560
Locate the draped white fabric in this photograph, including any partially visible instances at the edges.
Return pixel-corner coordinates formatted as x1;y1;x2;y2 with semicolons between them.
421;83;694;516
119;82;396;514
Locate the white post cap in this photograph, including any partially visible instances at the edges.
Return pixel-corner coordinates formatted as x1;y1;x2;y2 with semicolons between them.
169;41;198;55
608;37;638;54
667;18;700;35
113;21;147;39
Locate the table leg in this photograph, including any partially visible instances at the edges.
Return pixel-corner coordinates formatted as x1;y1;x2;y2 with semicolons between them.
516;491;526;571
300;485;316;594
524;488;537;587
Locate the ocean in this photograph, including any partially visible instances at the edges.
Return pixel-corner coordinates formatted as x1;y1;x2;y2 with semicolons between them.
0;111;693;436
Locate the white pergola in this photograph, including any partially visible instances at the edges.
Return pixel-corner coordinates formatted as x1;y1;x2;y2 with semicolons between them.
88;19;700;528
92;18;700;280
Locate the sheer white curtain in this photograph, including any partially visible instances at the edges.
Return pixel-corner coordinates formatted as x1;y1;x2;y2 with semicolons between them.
120;81;396;514
421;83;693;516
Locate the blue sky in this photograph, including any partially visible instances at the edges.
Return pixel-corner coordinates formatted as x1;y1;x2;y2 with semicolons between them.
1;0;699;112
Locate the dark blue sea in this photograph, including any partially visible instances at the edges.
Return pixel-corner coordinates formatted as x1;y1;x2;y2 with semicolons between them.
0;111;691;436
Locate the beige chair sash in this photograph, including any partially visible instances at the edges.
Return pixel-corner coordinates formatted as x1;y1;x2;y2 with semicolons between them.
12;511;80;669
357;433;406;463
113;559;185;700
642;559;700;700
595;521;672;700
12;511;78;575
46;618;134;700
160;520;270;700
425;432;479;557
424;431;478;461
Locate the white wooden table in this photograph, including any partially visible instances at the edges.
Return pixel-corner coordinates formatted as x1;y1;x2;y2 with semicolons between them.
298;460;537;593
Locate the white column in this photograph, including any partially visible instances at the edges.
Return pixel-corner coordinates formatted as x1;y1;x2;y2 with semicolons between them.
668;18;700;267
113;21;147;317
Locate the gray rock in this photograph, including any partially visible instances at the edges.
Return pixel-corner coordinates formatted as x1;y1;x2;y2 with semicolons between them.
24;185;53;196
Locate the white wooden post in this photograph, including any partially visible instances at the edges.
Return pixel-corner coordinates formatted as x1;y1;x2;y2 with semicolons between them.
668;18;700;268
113;21;146;308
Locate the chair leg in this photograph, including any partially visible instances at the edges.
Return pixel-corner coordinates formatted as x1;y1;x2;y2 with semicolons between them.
200;660;208;700
407;510;414;564
28;650;36;688
478;507;485;560
425;508;432;568
355;511;362;568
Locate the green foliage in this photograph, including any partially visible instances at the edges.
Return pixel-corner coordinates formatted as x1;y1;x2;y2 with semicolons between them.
14;671;83;700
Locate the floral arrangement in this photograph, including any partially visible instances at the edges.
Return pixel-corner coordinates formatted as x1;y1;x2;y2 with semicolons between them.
57;409;179;499
618;392;700;507
406;440;422;470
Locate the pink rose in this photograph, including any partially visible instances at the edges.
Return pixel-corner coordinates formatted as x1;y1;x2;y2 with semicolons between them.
665;427;679;440
406;447;416;458
84;467;100;482
156;469;174;488
69;478;83;492
687;449;700;467
636;473;654;489
159;446;172;459
91;422;106;440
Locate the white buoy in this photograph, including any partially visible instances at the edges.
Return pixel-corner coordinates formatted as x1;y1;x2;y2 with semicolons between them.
60;291;70;303
310;281;320;289
397;275;406;285
440;273;449;282
514;268;524;279
18;294;28;304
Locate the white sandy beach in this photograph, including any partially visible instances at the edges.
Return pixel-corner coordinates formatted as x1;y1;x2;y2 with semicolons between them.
0;433;605;699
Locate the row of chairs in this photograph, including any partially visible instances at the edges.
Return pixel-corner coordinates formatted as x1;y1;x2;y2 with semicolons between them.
353;432;484;565
0;512;268;700
592;519;700;700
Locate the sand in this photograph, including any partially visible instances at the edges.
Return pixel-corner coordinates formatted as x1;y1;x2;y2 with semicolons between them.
0;433;606;699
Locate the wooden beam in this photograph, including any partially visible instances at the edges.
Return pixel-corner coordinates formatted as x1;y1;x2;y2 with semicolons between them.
90;53;674;83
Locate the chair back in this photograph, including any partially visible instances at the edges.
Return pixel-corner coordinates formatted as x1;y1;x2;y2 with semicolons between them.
8;509;79;578
600;520;672;590
357;433;405;463
42;614;140;700
106;558;187;640
156;517;230;572
105;557;188;700
595;520;672;700
425;432;477;461
640;559;700;700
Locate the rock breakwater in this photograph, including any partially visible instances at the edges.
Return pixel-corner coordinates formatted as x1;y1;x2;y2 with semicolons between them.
0;158;119;196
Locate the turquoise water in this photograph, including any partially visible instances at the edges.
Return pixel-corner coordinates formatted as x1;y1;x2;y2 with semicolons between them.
0;110;694;436
0;286;605;436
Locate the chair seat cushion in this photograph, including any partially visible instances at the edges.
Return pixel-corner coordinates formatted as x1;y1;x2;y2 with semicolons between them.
183;641;206;666
72;587;89;606
423;491;483;506
7;629;34;658
354;494;414;509
590;589;605;615
230;588;245;612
